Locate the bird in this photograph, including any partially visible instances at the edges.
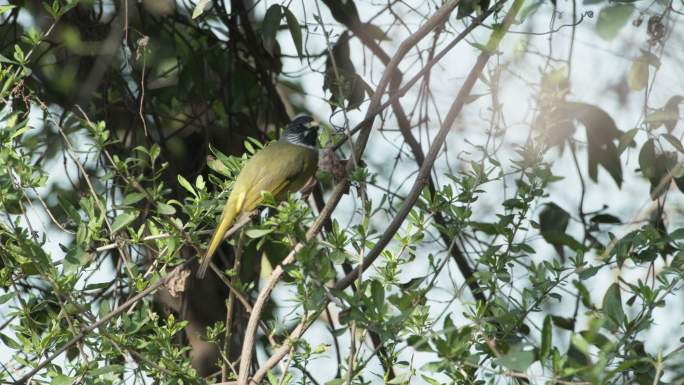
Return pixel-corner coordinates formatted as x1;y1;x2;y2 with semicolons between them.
197;115;320;278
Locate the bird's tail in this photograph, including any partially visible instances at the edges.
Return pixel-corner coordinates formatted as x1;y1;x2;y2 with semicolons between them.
197;203;237;278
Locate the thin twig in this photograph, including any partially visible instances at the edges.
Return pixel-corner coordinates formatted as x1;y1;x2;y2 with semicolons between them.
209;263;253;314
95;211;254;252
13;261;192;385
221;229;245;382
235;3;465;382
334;51;493;290
248;1;524;381
330;0;505;152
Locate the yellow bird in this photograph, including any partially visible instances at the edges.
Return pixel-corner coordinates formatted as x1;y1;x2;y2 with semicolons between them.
197;115;319;278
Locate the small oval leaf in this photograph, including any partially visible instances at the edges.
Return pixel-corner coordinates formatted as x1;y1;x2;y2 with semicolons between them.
111;212;138;233
596;4;634;41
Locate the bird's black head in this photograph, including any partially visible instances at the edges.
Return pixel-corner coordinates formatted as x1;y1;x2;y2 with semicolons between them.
281;114;319;147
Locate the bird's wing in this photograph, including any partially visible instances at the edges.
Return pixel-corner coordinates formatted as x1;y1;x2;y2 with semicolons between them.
197;143;316;278
238;142;316;212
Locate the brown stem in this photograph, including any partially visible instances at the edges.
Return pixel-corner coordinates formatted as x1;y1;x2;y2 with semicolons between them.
221;230;245;381
251;48;490;385
334;54;491;290
323;0;487;304
330;0;505;152
235;2;465;382
248;1;523;379
14;262;193;385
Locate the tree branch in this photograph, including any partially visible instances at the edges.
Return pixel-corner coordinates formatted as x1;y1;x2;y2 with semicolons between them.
248;0;524;380
235;2;467;382
330;0;506;152
14;261;193;385
323;0;506;305
334;53;492;291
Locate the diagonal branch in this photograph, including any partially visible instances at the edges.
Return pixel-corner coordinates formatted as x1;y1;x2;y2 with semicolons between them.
249;0;524;381
348;0;461;163
330;0;506;152
322;0;507;305
235;2;464;383
334;52;492;291
14;261;193;385
252;50;489;384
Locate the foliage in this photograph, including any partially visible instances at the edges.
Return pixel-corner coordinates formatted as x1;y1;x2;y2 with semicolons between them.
0;0;683;385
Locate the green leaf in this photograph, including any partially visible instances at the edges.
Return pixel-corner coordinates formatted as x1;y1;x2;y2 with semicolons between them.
662;134;684;153
192;0;210;19
618;128;638;154
580;330;611;349
407;334;432;352
0;292;15;305
540;315;552;361
195;174;206;190
149;144;161;163
496;345;536;372
0;5;16;14
9;122;29;140
64;246;88;271
595;4;634;41
574;280;594;308
420;375;442;385
539;203;581;257
676;175;684;195
111;212;138;233
669;228;684;239
590;214;621;224
371;280;385;312
627;58;648;90
552;316;575;330
561;102;624;186
123;192;146;205
156;202;176;215
51;375;74;385
84;281;113;290
207;156;231;176
672;250;684;270
663;95;684;131
646;110;679;129
649;151;677;199
638;138;656;179
602;283;625;329
0;333;20;349
578;265;601;280
282;7;303;57
471;221;500;235
324;31;366;111
627;52;659;92
262;4;282;54
99;299;111;319
177;175;197;197
58;195;81;222
245;228;274;238
89;365;125;376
